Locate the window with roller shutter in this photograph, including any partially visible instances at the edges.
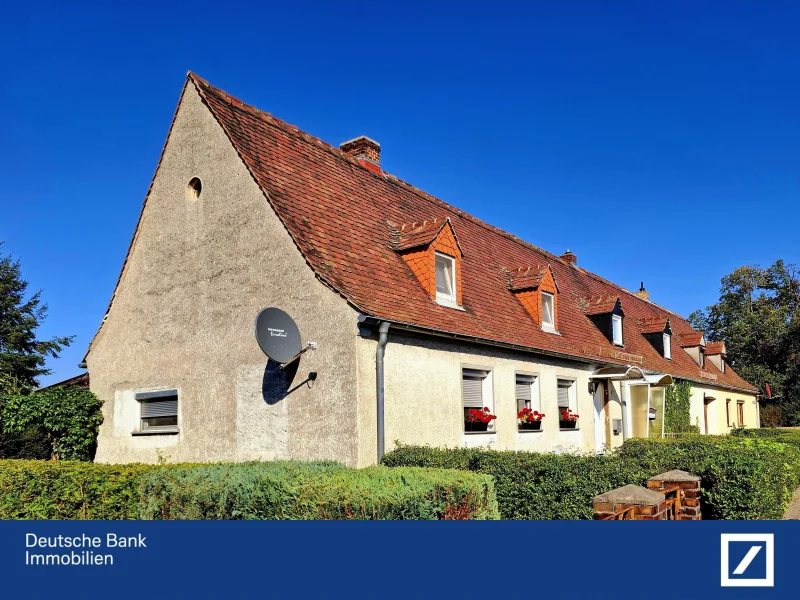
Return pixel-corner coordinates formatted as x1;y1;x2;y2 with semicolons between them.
136;390;179;432
462;368;493;432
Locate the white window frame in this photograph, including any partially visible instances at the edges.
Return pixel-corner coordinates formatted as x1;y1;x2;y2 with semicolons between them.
435;251;457;304
663;333;672;359
721;358;725;373
541;292;556;333
461;367;494;434
612;314;623;346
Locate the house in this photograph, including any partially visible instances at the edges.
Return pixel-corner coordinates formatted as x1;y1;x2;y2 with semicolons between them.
85;72;759;466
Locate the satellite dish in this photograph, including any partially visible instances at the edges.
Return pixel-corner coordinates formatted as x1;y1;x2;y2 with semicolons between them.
255;308;303;364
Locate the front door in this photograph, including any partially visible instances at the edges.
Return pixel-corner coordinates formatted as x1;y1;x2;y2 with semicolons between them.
593;382;607;453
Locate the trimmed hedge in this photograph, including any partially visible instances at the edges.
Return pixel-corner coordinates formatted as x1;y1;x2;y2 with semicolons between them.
730;427;800;450
382;445;651;519
0;460;153;519
617;437;800;520
383;436;800;520
0;460;498;520
138;462;498;520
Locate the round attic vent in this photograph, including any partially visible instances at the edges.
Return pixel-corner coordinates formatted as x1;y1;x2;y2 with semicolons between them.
185;177;202;201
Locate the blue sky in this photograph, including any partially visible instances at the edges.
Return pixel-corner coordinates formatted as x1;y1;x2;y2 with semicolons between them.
1;1;798;386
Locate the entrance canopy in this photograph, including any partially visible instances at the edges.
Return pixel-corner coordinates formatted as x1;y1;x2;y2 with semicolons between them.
590;366;673;386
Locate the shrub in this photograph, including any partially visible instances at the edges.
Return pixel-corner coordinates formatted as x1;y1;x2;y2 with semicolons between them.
138;462;498;520
617;437;800;520
0;460;498;520
382;445;651;519
0;460;153;519
384;437;800;520
0;427;52;460
730;427;800;451
1;386;103;461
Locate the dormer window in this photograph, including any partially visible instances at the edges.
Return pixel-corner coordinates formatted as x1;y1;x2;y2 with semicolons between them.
721;358;725;373
612;314;623;346
638;316;672;359
435;252;456;303
583;295;623;346
509;265;559;333
700;350;705;368
393;217;464;309
541;292;556;332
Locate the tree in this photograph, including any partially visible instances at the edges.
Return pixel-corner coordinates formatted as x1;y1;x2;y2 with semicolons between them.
0;242;73;392
689;260;800;425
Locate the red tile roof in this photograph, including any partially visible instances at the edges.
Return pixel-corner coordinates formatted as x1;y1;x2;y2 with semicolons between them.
111;73;758;394
705;342;726;356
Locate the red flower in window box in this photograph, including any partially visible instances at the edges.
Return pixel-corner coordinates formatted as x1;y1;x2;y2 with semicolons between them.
559;409;579;429
465;407;496;432
518;408;545;431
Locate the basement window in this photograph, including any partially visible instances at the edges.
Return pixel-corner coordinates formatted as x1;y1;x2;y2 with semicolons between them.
612;314;623;346
135;390;179;434
663;333;672;360
541;292;556;332
435;252;457;304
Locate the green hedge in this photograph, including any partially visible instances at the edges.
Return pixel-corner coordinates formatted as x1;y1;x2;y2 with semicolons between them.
383;437;800;520
730;427;800;450
0;460;153;519
617;437;800;520
0;460;498;520
138;462;498;520
382;445;651;519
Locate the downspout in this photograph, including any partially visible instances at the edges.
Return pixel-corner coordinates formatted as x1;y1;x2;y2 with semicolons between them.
376;321;390;463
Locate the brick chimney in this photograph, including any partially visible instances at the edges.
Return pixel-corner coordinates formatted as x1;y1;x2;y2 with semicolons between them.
560;249;577;266
635;282;650;301
340;136;381;173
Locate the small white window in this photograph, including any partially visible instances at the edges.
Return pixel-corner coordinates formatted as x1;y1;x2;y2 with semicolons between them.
612;314;623;346
721;358;725;373
541;292;555;332
700;350;705;368
663;333;672;359
435;252;456;303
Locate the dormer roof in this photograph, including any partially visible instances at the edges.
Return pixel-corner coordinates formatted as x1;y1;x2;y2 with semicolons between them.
583;295;621;316
705;341;726;356
638;316;671;335
391;217;463;255
679;332;706;348
509;265;558;293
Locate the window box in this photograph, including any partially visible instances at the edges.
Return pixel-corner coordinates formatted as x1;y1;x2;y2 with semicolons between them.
464;421;490;433
559;420;578;430
519;421;542;432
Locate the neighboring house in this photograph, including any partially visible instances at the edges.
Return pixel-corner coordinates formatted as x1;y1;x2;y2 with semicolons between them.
86;72;759;466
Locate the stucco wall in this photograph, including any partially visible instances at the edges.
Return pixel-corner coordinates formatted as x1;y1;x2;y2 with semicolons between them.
689;383;759;435
356;332;601;466
89;83;361;465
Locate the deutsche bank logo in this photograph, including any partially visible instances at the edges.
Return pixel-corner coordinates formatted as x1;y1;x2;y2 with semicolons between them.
720;534;774;587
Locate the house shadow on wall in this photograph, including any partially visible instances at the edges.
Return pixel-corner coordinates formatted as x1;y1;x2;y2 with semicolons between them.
261;360;316;405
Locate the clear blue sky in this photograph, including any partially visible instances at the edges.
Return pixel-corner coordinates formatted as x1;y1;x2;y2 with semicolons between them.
1;1;798;386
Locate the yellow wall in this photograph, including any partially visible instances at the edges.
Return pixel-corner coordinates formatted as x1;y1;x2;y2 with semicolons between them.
357;334;601;466
689;383;759;434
